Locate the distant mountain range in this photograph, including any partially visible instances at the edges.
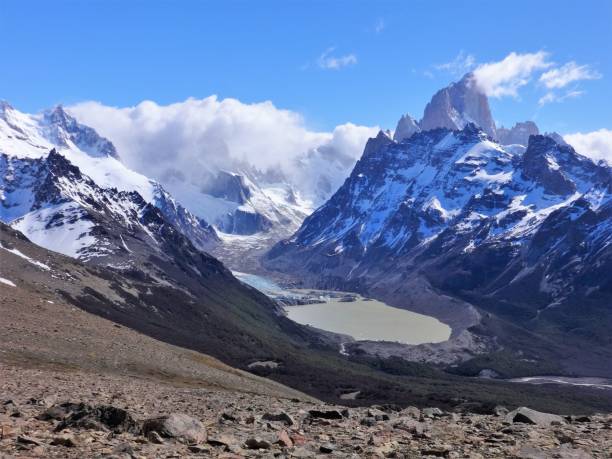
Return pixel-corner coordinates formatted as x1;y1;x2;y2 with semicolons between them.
2;71;611;385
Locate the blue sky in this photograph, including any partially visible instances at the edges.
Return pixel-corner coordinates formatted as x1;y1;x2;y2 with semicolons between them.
1;0;611;134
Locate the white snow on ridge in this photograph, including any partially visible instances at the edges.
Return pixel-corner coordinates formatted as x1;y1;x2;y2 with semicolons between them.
0;104;155;202
0;242;51;270
0;276;16;287
11;202;96;258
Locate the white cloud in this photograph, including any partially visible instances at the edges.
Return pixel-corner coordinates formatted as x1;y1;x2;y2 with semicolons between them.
538;89;584;106
436;51;476;76
317;48;357;70
540;62;601;89
564;129;612;164
67;97;377;200
473;51;552;98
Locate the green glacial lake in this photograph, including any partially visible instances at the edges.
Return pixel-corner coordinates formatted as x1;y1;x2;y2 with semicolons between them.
285;298;451;344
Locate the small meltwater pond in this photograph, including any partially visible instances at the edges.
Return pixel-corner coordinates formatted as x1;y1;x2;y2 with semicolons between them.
285;299;451;345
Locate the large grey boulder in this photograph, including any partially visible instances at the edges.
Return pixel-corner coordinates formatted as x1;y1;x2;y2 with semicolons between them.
506;407;566;427
142;413;207;444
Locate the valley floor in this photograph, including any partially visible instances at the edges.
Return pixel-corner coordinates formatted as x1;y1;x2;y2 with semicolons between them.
1;362;611;458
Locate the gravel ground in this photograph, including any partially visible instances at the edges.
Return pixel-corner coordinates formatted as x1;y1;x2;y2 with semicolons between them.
1;363;611;458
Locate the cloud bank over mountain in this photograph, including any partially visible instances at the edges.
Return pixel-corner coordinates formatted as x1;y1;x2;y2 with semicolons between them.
565;128;612;164
68;97;378;194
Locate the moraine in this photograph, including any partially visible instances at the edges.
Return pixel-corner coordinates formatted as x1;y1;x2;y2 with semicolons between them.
234;271;451;345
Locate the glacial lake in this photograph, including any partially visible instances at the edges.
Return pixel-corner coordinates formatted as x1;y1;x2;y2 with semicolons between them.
233;271;451;345
285;299;451;345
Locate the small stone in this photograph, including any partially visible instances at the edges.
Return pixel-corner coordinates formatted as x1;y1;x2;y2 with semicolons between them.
208;434;236;448
188;445;210;453
360;417;377;426
290;432;307;446
262;411;295;426
402;406;421;419
291;447;315;458
146;430;164;444
17;435;42;446
220;412;238;423
244;437;272;449
308;409;343;420
422;407;444;418
493;405;509;417
50;435;77;447
319;443;335;453
367;408;390;421
0;423;14;440
276;430;293;448
113;442;135;455
421;446;451;457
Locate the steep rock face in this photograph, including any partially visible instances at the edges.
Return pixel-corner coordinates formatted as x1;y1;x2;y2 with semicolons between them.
202;170;252;204
420;74;496;139
393;114;421;142
497;121;540;146
265;126;612;375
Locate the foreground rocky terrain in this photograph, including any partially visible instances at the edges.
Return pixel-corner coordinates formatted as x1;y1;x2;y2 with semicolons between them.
1;363;610;458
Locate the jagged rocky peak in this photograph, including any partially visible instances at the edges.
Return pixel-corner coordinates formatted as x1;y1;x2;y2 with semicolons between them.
393;114;421;142
521;135;577;195
202;170;252;204
42;105;119;159
420;73;497;139
544;131;569;147
363;130;395;158
497;121;540;146
0;100;13;117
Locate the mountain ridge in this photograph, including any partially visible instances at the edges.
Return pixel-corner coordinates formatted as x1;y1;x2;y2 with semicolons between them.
265;120;612;377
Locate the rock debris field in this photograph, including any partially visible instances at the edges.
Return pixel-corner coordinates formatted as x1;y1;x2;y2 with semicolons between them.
1;364;611;458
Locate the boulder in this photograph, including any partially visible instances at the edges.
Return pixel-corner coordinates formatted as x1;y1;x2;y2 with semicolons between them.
308;409;343;420
276;430;293;448
393;418;425;436
142;413;206;444
367;408;390;421
506;407;566;427
262;411;295;426
54;404;140;434
401;406;421;419
244;437;272;449
422;407;444;418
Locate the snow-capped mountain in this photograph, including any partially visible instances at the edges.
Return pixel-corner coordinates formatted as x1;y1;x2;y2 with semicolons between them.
266;120;612;374
172;169;311;237
267;123;610;296
0;102;217;258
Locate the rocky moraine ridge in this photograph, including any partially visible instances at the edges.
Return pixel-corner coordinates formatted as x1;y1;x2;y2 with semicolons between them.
1;365;611;459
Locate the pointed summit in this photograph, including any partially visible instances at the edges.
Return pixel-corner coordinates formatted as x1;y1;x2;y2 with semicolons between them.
497;121;539;146
420;73;496;139
42;105;120;159
393;114;421;142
